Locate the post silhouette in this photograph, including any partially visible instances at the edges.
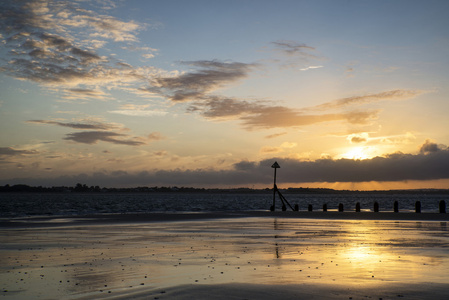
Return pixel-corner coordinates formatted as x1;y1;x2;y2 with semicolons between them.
415;201;421;213
270;161;294;211
394;201;399;213
439;200;446;213
271;162;279;211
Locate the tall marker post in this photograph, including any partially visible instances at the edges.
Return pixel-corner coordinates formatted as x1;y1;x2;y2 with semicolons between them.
270;161;295;211
271;161;280;211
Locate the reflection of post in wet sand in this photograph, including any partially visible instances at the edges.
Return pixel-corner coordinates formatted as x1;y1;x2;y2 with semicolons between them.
274;219;280;259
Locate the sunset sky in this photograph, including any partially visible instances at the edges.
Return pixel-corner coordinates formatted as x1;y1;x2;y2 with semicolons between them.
1;0;449;190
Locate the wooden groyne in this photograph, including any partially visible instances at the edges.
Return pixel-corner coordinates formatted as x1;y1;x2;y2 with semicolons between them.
295;200;447;214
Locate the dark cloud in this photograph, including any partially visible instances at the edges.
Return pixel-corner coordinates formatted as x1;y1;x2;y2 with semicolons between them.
153;60;256;102
0;147;37;156
28;120;117;130
70;47;102;64
6;141;449;187
27;119;158;146
420;140;445;154
64;131;145;146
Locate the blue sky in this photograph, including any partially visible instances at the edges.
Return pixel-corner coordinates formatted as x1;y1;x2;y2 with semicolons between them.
1;0;449;189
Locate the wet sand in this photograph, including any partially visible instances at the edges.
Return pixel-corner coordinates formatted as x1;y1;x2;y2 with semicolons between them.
1;212;449;299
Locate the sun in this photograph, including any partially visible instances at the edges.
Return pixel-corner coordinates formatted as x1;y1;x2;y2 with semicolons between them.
341;147;372;160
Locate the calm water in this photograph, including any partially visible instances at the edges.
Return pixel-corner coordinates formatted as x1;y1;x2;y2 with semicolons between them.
0;192;448;218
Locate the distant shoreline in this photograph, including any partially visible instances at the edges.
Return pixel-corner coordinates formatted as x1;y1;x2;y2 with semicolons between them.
2;184;449;194
2;211;449;228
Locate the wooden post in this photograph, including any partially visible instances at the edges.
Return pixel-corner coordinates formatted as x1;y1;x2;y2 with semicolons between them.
355;202;361;212
394;201;399;213
415;201;421;213
439;200;446;213
338;203;344;212
271;162;280;211
374;201;379;212
323;204;327;212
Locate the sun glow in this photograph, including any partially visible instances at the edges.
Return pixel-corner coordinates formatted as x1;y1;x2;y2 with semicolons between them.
341;147;373;160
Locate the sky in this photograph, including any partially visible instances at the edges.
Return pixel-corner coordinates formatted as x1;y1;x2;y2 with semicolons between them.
1;0;449;190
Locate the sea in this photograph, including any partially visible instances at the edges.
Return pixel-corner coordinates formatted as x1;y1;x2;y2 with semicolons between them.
0;192;448;218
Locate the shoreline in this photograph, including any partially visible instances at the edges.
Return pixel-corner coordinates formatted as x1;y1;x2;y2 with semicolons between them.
1;210;449;228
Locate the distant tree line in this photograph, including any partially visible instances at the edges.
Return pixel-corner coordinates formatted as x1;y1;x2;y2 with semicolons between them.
0;183;270;194
1;184;449;194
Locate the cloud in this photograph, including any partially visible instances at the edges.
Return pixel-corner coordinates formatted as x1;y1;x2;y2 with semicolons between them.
153;60;256;102
260;142;297;155
265;132;288;139
63;88;110;100
188;96;379;130
27;119;119;130
108;104;168;117
0;0;160;99
63;131;145;146
420;139;446;154
310;89;427;111
347;133;369;144
28;119;157;146
6;144;449;187
300;65;323;71
0;147;37;156
148;132;165;141
271;40;317;58
260;146;283;154
108;110;168;117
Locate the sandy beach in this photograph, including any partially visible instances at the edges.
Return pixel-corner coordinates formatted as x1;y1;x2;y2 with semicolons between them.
1;212;449;299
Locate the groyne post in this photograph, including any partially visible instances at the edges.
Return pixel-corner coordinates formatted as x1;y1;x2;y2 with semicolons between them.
338;203;344;212
355;202;361;212
308;204;313;212
294;204;299;211
439;200;446;213
374;201;379;212
323;204;327;212
394;201;399;213
415;201;421;213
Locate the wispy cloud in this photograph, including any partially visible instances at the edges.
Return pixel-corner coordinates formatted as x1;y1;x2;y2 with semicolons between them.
188;96;378;130
300;65;323;71
270;40;324;69
108;104;167;117
27;119;120;130
309;89;427;111
271;40;317;58
27;118;159;146
64;131;145;146
152;60;257;102
265;132;288;139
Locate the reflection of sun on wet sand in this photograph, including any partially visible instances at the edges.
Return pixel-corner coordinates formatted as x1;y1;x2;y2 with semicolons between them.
1;213;449;299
